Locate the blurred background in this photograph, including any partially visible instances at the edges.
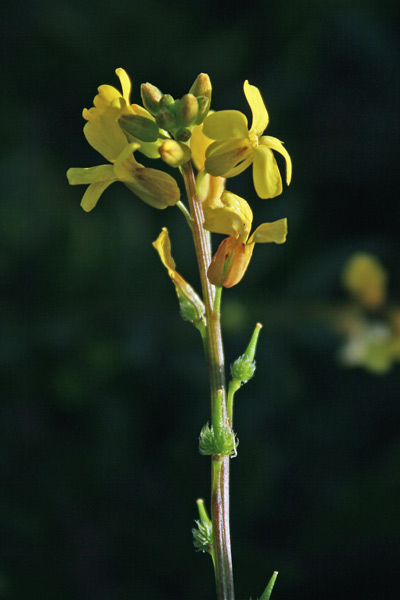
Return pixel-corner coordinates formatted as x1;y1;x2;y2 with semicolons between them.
1;0;399;598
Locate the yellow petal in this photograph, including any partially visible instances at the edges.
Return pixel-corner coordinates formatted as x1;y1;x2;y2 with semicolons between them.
152;227;176;275
84;114;129;162
198;173;225;208
248;218;288;244
94;85;121;110
115;68;131;104
80;180;116;212
243;80;269;136
252;145;282;198
203;110;249;140
205;139;252;177
260;136;292;185
67;164;115;185
190;119;214;170
203;190;252;238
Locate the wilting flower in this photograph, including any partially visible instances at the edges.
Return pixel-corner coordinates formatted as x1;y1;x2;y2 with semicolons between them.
153;228;206;325
203;190;287;287
67;141;180;212
203;81;292;199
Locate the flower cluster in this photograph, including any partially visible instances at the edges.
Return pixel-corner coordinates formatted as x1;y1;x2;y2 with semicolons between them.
67;69;291;288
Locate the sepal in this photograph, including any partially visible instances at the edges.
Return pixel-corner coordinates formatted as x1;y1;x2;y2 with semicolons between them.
119;114;160;142
199;391;237;457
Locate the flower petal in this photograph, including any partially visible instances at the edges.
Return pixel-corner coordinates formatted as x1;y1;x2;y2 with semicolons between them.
252;145;282;198
243;80;269;136
84;114;129;162
80;179;116;212
67;164;115;185
248;218;288;244
115;68;131;104
260;136;292;185
205;139;252;177
203;110;249;140
152;227;176;274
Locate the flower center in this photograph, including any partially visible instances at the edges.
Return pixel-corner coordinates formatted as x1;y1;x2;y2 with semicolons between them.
248;128;258;147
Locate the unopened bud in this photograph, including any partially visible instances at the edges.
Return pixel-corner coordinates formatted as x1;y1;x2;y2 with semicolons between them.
156;109;176;130
159;139;192;168
176;94;199;128
189;73;212;102
230;323;262;383
159;94;175;109
140;82;163;115
195;96;211;125
176;128;192;142
119;114;159;142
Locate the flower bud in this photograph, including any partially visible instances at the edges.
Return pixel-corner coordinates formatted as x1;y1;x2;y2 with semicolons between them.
159;139;192;168
195;95;211;125
176;94;199;127
189;73;212;102
176;128;192;142
156;109;176;130
230;323;262;383
140;82;163;115
119;114;160;142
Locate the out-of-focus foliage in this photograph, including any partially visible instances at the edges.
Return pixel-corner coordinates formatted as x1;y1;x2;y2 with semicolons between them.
1;1;399;599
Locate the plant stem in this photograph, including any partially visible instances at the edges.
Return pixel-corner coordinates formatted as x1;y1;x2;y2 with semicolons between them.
181;162;235;600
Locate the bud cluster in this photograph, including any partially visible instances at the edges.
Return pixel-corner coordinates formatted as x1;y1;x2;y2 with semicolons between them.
141;73;212;141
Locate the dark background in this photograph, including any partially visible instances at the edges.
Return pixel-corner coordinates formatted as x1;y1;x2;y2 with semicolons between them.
1;1;399;598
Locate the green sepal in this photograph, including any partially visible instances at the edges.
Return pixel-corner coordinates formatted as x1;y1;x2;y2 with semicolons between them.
119;114;160;142
199;391;237;457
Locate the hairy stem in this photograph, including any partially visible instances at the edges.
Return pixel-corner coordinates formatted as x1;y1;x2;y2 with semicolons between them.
181;162;234;600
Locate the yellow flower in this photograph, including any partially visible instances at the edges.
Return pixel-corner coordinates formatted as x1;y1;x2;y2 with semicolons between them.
83;68;161;159
203;81;292;199
342;253;387;309
67;141;180;212
203;190;287;287
153;228;206;325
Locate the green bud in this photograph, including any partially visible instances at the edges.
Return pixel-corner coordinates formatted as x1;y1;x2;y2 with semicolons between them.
176;128;192;142
176;93;199;127
230;323;263;384
140;82;163;115
160;94;175;109
159;139;192;168
192;498;213;554
119;114;160;142
189;73;212;102
156;109;176;130
195;95;211;125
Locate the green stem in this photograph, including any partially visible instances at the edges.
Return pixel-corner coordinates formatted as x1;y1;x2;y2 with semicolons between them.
181;162;234;600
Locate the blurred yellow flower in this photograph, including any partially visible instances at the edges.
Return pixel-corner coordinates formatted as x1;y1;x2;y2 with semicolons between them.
342;253;387;309
203;81;292;199
203;190;287;287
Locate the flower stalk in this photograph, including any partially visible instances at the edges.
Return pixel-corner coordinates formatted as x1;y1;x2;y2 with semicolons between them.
181;161;234;599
